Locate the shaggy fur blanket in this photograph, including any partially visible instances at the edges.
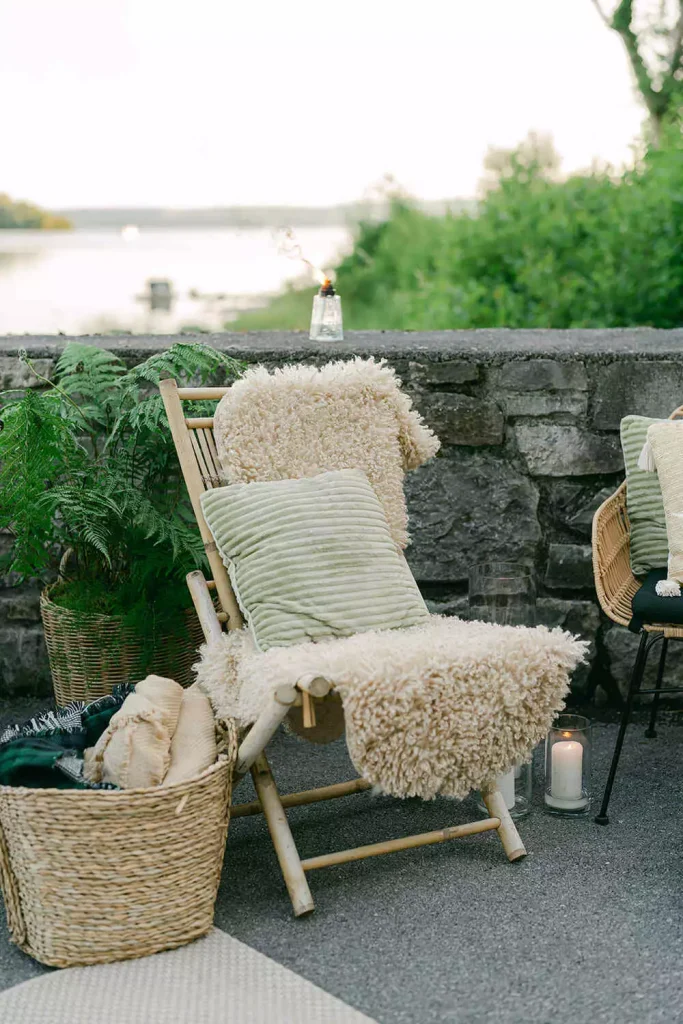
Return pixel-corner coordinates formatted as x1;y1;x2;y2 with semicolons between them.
212;357;440;549
195;618;587;800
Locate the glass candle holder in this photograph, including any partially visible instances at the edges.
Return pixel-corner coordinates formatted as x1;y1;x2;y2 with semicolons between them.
545;714;591;816
477;762;532;820
468;562;536;626
309;285;343;341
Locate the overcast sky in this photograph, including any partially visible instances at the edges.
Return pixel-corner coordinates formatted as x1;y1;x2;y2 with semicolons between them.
1;0;645;208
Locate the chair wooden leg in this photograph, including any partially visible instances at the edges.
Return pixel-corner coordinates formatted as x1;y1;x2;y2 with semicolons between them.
645;637;668;738
595;630;650;825
250;753;315;917
481;786;527;862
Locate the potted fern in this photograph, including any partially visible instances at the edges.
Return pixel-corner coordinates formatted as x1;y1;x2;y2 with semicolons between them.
0;340;243;704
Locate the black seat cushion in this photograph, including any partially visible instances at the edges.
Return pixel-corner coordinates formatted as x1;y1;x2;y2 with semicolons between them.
630;568;683;632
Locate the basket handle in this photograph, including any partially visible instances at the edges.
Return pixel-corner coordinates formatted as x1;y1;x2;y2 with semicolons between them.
0;819;27;947
58;547;75;580
215;717;238;763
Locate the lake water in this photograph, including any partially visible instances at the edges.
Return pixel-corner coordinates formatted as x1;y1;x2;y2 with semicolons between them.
0;226;352;335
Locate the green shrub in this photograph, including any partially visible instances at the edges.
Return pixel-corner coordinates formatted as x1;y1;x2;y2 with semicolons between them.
328;127;683;330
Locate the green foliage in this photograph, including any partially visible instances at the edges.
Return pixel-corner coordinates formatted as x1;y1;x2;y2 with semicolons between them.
231;285;317;332
0;193;71;230
0;342;244;631
326;126;683;330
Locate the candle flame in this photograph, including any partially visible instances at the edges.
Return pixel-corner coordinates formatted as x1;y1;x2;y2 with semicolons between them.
561;731;572;738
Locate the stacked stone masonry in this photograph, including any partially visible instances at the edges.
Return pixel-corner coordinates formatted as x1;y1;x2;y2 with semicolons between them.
3;328;683;703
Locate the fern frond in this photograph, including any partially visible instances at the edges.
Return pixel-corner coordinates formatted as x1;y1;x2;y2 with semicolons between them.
37;485;121;568
0;390;89;576
105;481;203;563
55;343;126;431
118;342;244;393
106;394;170;450
56;342;126;394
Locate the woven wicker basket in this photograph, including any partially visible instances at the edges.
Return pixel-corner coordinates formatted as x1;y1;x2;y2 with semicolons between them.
41;585;204;706
0;717;237;968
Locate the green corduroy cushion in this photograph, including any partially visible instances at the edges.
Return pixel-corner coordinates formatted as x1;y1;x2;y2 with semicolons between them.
620;415;668;576
200;468;430;651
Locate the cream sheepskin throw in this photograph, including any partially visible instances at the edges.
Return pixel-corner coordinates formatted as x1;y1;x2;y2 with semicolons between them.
212;357;439;549
195;619;587;800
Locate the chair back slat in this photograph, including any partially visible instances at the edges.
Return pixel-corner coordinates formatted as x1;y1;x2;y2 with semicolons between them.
204;428;221;472
159;379;242;631
196;428;223;488
189;428;223;489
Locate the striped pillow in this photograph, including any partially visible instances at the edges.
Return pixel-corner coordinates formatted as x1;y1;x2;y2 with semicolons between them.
620;415;668;575
200;469;430;651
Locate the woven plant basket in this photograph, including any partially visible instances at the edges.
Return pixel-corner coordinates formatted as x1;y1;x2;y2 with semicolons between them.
41;585;204;706
0;717;237;968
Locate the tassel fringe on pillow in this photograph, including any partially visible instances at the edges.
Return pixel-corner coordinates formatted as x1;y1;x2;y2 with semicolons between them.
655;578;681;597
637;439;657;472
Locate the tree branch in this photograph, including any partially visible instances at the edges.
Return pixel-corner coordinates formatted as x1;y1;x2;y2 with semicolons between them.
610;0;669;119
590;0;611;27
668;3;683;82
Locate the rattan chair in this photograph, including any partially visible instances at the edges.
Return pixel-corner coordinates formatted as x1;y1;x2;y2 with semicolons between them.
159;378;527;917
592;404;683;825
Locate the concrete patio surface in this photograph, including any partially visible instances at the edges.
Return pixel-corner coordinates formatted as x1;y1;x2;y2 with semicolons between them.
1;707;681;1023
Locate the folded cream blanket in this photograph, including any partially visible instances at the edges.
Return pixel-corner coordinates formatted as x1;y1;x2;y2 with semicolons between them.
164;687;218;786
195;617;587;800
85;675;184;789
86;677;217;789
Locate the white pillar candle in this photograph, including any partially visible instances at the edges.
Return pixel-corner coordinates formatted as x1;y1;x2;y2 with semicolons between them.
497;768;516;810
546;738;587;810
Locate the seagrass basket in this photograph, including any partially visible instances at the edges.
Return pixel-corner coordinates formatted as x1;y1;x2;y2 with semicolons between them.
0;717;237;968
41;585;205;706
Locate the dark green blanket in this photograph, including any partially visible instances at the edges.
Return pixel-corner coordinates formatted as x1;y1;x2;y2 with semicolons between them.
0;686;133;789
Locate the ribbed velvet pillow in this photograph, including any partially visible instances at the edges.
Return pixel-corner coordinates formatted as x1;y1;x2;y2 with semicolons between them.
620;415;668;575
200;468;430;651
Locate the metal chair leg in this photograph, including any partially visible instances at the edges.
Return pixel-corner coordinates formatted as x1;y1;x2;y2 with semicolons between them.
645;637;668;738
595;631;651;825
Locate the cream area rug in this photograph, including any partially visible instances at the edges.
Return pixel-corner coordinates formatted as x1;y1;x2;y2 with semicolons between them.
0;928;377;1024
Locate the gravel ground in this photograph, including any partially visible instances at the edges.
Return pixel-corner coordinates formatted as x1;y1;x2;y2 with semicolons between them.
1;708;682;1023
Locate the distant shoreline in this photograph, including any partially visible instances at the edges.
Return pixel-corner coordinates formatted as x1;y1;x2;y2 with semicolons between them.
52;199;473;230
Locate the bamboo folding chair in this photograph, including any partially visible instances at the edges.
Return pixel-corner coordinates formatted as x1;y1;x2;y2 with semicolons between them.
592;404;683;825
160;377;526;916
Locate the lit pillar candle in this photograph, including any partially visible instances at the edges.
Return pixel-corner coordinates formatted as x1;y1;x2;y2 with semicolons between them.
546;738;587;810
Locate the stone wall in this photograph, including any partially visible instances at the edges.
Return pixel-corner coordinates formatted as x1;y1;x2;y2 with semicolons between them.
3;328;683;702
